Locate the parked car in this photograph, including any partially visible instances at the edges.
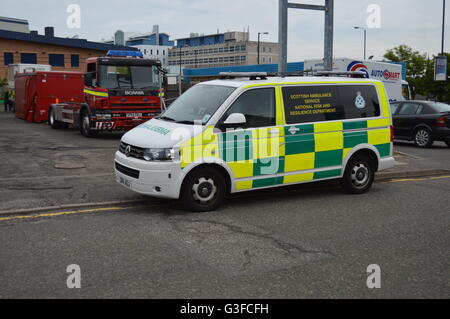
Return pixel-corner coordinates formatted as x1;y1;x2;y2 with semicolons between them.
390;101;450;148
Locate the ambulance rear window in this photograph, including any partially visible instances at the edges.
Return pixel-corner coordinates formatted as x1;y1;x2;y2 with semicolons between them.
282;84;381;124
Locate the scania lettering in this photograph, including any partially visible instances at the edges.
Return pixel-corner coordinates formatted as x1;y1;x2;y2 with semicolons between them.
115;74;395;211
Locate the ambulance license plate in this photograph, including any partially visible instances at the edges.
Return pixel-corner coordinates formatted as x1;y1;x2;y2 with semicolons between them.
119;176;132;188
127;113;142;118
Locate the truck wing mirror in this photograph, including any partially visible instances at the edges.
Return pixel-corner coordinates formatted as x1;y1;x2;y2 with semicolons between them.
84;73;93;87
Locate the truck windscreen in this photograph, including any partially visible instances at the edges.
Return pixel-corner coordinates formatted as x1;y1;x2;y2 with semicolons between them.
98;65;159;90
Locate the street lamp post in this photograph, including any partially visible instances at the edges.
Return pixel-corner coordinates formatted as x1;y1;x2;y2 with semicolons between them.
442;0;446;55
257;32;269;64
354;26;367;60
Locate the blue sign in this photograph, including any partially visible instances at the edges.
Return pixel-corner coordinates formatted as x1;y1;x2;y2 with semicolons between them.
434;56;448;81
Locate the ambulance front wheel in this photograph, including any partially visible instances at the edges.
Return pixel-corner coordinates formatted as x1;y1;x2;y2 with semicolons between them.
181;167;226;212
340;154;376;194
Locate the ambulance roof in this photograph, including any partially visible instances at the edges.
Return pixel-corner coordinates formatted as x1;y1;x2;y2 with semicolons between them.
201;77;381;88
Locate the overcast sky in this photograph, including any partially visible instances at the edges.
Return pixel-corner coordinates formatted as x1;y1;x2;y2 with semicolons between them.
3;0;449;61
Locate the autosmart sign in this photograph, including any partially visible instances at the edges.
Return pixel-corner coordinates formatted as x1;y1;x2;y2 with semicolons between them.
371;69;401;81
347;61;401;82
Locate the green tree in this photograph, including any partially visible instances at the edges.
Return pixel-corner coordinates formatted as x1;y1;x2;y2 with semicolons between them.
417;53;450;103
384;45;427;99
384;45;449;102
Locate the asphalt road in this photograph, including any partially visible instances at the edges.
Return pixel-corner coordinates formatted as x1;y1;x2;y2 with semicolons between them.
0;176;449;298
1;111;449;212
0;111;449;299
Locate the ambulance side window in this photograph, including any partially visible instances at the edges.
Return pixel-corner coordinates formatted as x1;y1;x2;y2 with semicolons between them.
221;88;276;129
282;84;381;125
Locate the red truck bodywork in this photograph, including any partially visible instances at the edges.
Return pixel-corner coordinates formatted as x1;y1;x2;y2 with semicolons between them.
14;54;164;137
14;71;84;123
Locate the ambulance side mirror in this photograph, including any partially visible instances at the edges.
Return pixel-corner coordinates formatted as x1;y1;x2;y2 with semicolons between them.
224;113;247;125
218;113;247;131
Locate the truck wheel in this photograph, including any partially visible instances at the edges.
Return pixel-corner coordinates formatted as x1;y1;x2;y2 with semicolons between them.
181;167;226;212
48;108;69;129
80;111;98;138
414;128;433;148
340;154;376;195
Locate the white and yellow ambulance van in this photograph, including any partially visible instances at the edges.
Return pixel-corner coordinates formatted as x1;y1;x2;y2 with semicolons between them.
114;74;395;211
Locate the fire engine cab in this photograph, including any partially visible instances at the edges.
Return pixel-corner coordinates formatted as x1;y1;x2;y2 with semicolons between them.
48;50;165;137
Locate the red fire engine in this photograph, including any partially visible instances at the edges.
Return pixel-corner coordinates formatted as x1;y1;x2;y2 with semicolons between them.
15;50;165;137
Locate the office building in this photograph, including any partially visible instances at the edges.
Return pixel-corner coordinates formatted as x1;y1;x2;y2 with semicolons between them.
168;31;278;69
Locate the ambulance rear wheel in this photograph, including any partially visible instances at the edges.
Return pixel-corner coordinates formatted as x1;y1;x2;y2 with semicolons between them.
49;108;69;129
340;154;375;194
181;167;226;212
80;111;98;138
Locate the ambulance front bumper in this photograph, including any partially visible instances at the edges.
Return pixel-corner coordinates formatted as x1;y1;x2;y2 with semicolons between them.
114;151;182;199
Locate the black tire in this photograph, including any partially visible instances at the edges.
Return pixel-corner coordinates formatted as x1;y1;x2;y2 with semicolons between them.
80;110;98;138
414;128;433;148
48;108;69;129
181;167;226;212
340;154;376;195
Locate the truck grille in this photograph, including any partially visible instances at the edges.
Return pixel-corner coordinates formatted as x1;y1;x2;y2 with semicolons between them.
115;162;140;179
119;142;145;160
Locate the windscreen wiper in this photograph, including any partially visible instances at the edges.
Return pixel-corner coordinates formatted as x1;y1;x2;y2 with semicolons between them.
176;120;196;125
158;116;177;122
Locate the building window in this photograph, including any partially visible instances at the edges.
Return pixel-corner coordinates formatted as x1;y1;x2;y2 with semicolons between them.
71;54;79;67
4;52;13;65
21;53;37;64
49;54;65;67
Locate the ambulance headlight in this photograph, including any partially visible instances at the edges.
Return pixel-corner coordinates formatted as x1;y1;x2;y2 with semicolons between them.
143;148;175;161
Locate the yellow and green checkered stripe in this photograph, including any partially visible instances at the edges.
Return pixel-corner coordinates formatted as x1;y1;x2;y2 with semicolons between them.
180;119;391;192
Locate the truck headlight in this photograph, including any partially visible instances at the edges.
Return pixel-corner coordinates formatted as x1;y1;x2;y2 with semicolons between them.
143;148;175;161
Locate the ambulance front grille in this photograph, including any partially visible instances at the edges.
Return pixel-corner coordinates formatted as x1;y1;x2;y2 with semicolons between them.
119;142;145;160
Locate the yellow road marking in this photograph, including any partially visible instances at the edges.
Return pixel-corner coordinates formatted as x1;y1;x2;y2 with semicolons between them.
383;175;450;183
0;206;137;222
1;175;449;222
